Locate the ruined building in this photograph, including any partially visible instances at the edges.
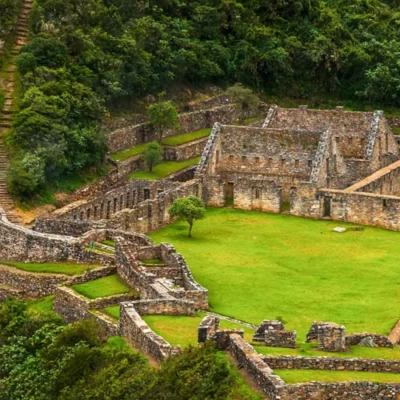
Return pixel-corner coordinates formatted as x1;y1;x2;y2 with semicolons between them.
197;106;400;230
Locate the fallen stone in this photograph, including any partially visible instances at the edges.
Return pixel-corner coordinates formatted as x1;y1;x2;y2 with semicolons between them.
333;227;346;233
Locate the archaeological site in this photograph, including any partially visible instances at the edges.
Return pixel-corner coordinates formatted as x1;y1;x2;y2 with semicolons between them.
3;1;400;399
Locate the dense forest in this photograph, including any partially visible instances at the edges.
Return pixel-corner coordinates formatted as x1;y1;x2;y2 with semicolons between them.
7;0;400;196
0;298;260;400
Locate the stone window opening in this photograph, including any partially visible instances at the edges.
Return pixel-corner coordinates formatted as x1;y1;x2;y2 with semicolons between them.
335;137;340;143
94;206;98;219
113;198;118;213
361;138;365;147
242;155;247;163
216;150;220;164
144;189;150;200
255;156;260;163
308;160;312;168
268;158;273;166
281;158;286;165
107;201;111;218
254;188;261;199
73;215;77;221
132;190;137;206
80;211;84;221
348;137;353;145
126;192;130;208
86;208;91;219
100;203;104;218
120;195;124;210
229;155;234;161
295;159;299;168
383;199;388;210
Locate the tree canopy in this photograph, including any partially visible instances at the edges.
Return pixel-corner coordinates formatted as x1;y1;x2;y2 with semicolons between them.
10;0;400;196
169;196;206;237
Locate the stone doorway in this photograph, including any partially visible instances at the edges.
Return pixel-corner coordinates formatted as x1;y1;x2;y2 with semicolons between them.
323;196;332;218
225;182;234;206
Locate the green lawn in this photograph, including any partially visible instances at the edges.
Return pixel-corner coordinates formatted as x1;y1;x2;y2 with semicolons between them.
110;143;149;162
26;296;54;314
100;240;116;247
392;127;400;135
0;262;95;276
150;208;400;340
161;128;212;146
72;274;134;299
129;157;200;180
103;305;120;319
255;342;400;360
143;313;255;348
140;259;163;265
276;369;400;384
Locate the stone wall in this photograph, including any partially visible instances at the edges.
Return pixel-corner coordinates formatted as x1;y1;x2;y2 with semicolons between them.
262;355;400;373
53;287;118;338
0;265;69;299
198;315;220;343
37;179;202;236
107;104;244;154
163;137;208;162
0;215;97;263
119;302;181;362
346;333;394;348
253;320;296;348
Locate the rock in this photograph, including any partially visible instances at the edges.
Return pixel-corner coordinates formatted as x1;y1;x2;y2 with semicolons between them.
333;227;346;233
359;336;378;347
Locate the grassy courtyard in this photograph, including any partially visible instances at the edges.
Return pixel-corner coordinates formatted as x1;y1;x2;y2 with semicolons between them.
0;261;96;276
150;208;400;340
72;274;135;299
129;156;200;180
161;128;211;146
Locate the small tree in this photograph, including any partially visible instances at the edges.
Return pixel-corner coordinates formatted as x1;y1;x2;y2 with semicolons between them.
143;141;162;172
226;83;260;123
168;196;206;238
148;101;179;142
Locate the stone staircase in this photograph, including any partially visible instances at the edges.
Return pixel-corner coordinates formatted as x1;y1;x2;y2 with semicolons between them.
0;0;33;224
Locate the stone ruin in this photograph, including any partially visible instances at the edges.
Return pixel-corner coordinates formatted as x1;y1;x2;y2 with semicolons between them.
307;321;347;352
253;320;297;349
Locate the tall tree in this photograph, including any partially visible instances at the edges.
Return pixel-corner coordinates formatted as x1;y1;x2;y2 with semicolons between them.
148;101;179;143
143;141;162;172
226;83;260;124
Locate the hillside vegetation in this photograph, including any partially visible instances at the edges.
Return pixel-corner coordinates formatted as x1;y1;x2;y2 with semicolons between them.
9;0;400;196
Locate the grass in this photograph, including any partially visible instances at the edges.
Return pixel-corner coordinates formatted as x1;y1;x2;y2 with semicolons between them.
105;336;133;352
276;369;400;384
392;127;400;135
129;156;200;180
72;274;134;299
0;261;95;276
100;240;116;247
150;207;400;340
110;142;149;162
255;342;400;361
26;296;54;314
143;312;255;348
140;258;163;265
103;305;120;319
161;128;212;146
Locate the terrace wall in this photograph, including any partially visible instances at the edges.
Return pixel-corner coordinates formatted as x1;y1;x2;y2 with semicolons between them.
163;137;208;162
262;355;400;373
0;214;97;263
119;303;181;362
53;287;118;338
107;104;267;154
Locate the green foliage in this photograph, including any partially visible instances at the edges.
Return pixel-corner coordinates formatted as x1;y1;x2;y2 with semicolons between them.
227;83;260;122
143;141;162;172
0;88;4;111
0;0;24;42
0;299;260;400
169;196;206;237
148;101;179;142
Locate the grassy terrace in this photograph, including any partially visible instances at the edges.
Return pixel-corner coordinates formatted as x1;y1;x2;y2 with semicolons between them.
129;156;200;180
161;128;211;146
0;261;96;276
276;370;400;384
72;274;134;299
110;128;211;162
150;208;400;339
